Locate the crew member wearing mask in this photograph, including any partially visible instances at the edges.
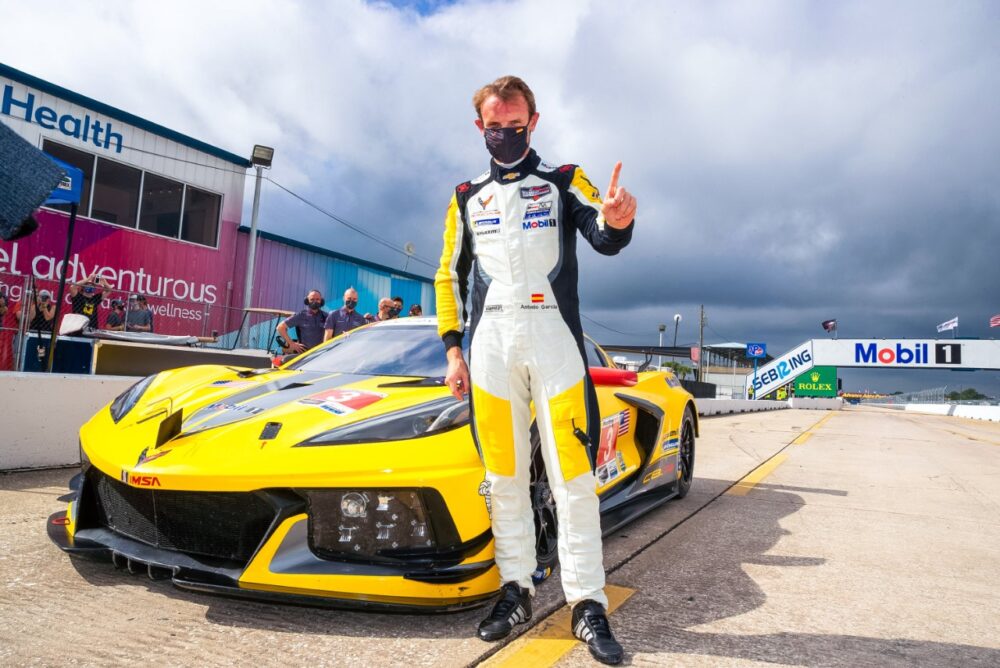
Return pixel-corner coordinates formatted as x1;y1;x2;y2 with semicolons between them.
277;290;327;353
390;296;405;319
323;287;368;341
366;297;397;323
435;75;636;665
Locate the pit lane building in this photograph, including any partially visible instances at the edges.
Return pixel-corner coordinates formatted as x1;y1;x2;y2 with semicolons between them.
0;62;433;348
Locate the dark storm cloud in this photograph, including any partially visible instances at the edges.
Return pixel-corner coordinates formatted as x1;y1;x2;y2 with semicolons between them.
2;0;998;392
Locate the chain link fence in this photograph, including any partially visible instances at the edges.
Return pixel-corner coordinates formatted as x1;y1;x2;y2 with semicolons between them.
0;270;285;371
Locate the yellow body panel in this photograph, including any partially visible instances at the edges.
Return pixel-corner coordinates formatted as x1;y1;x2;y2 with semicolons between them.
65;339;695;607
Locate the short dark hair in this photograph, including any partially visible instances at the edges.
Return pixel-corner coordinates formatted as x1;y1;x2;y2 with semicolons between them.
473;75;536;120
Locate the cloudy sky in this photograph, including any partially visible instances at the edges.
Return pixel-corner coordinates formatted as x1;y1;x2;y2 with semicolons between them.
3;0;999;394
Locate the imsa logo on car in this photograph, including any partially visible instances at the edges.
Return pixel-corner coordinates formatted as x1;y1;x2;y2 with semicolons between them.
120;471;161;487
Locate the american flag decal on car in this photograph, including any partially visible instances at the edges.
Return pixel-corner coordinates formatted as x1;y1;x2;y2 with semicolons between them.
618;410;630;436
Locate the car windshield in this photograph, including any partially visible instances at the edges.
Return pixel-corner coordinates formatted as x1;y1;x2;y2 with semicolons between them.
287;324;465;377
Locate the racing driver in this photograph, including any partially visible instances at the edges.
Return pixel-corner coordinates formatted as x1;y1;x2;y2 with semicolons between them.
435;75;636;665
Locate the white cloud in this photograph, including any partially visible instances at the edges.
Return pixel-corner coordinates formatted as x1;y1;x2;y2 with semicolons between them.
2;0;998;392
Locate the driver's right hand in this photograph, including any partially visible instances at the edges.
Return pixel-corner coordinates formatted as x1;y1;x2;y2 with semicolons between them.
445;349;470;400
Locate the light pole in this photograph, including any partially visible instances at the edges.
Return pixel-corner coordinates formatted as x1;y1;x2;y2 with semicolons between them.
240;144;274;347
658;324;666;369
672;313;682;347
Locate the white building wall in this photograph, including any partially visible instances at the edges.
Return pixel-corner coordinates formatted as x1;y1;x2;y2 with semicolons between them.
1;75;246;222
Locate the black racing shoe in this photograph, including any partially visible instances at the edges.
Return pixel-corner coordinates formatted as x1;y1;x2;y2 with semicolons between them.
477;582;532;641
572;599;624;665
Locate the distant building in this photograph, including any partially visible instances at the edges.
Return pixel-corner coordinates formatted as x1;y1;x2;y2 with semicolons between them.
0;63;432;343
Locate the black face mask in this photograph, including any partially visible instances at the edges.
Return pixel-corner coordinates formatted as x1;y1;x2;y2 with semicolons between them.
308;301;322;311
389;307;401;317
484;126;529;164
344;299;358;310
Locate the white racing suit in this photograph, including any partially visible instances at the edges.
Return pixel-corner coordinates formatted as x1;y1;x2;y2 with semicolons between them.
435;149;633;606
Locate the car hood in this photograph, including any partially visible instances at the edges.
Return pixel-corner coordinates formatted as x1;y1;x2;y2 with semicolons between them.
81;365;476;490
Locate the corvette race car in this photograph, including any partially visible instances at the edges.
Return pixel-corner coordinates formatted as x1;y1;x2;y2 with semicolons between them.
49;318;697;611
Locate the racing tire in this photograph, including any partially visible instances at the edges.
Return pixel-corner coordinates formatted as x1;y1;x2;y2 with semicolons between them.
529;426;559;570
675;405;696;499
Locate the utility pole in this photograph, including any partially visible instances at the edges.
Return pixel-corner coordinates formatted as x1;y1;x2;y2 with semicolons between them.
698;304;705;383
657;324;666;369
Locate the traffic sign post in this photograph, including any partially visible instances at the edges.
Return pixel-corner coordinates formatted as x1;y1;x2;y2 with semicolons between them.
746;343;766;399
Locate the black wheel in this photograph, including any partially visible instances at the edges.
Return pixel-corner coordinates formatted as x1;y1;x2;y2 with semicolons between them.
530;428;559;569
676;406;696;498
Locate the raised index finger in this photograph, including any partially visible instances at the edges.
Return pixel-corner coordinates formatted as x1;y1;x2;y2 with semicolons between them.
606;161;623;200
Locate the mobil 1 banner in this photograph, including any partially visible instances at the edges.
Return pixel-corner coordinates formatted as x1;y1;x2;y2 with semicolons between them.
746;341;814;398
811;339;1000;370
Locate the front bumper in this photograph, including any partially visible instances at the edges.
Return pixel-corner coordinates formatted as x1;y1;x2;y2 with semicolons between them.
49;469;499;612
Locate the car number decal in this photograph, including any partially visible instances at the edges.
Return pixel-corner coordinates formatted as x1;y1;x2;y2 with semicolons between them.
299;389;387;415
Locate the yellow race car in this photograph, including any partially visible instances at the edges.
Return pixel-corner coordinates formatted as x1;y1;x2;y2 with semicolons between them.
48;318;697;611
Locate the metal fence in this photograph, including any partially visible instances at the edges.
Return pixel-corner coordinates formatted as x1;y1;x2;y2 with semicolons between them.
0;270;288;371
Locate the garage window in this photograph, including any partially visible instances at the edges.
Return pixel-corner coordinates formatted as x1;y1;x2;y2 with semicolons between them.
139;173;184;238
41;140;95;216
91;157;141;227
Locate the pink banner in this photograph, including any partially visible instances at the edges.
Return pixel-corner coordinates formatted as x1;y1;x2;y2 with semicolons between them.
0;209;241;337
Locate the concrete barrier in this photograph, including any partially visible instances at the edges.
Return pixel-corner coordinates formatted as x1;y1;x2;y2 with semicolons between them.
1;372;138;470
697;399;788;416
904;403;952;416
869;402;1000;423
789;397;844;410
953;405;1000;422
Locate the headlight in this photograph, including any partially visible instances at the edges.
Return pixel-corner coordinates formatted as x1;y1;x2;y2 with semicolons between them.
297;396;469;446
304;488;460;560
109;375;157;423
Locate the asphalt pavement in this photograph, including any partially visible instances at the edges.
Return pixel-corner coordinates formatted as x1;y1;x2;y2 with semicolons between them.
2;406;998;667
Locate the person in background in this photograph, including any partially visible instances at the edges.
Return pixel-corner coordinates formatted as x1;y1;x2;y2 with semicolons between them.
26;289;56;333
390;296;404;319
69;272;111;329
364;297;396;323
408;304;423;317
105;299;126;331
277;290;327;353
324;287;368;341
125;294;153;332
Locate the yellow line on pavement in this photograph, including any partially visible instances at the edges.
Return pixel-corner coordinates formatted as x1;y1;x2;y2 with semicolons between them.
793;411;835;445
726;453;789;496
791;431;813;445
479;584;636;668
729;411;835;496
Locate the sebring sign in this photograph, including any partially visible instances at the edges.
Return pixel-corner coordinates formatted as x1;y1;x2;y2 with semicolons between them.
746;339;1000;400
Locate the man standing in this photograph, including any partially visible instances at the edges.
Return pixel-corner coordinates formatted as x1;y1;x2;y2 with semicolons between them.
435;75;636;665
69;273;111;329
105;299;127;330
277;290;327;353
324;287;368;341
125;295;153;332
278;290;326;353
390;296;404;319
364;297;396;324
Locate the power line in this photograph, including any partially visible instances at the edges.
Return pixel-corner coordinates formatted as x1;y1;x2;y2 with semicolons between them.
263;177;438;268
111;141;439;270
580;314;650;338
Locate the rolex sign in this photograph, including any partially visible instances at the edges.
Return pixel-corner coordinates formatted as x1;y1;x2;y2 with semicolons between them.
794;366;838;397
